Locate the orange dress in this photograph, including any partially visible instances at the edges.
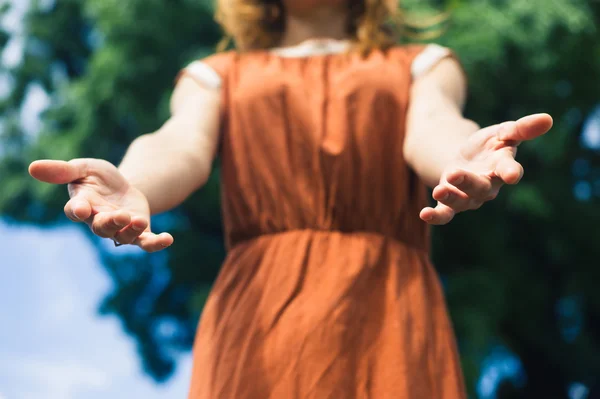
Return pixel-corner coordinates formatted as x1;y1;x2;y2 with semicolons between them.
183;42;467;398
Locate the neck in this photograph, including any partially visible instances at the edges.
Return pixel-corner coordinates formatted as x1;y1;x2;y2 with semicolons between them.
279;6;349;48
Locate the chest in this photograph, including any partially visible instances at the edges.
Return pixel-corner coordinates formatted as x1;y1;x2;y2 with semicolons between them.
221;54;412;159
229;55;411;117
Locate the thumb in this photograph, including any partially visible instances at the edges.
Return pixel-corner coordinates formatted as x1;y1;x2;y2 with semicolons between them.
496;113;553;142
29;159;89;184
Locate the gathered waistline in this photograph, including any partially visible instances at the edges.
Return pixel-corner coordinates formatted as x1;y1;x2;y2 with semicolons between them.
228;228;429;254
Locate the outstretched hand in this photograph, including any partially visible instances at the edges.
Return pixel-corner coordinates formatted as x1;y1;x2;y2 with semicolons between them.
420;113;553;225
29;158;173;252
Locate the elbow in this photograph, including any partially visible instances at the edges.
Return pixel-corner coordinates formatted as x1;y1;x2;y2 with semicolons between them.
128;132;158;151
403;140;437;187
182;145;215;190
127;131;214;190
194;156;213;189
402;136;419;171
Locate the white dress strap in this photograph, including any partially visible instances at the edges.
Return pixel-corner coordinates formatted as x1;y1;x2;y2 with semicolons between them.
181;60;222;89
411;44;453;79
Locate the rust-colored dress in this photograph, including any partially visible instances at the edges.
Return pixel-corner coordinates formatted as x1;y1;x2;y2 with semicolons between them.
182;41;467;398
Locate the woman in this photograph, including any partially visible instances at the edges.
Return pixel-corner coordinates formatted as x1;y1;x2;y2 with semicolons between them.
29;0;553;397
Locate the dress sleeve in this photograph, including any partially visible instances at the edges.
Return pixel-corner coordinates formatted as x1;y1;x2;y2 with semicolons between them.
411;44;454;79
175;51;236;127
175;51;234;90
407;43;468;89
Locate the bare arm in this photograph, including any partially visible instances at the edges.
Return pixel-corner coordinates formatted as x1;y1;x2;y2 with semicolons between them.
28;71;222;252
404;57;478;188
404;56;552;224
118;75;222;214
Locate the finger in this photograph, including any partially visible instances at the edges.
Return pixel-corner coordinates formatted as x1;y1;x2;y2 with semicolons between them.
91;211;131;238
485;177;504;201
420;203;455;225
496;113;553;142
432;184;470;212
64;198;93;222
114;217;149;245
134;232;174;253
446;169;493;199
29;159;88;184
494;157;524;185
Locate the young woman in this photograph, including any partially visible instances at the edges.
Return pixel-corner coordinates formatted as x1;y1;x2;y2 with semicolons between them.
29;0;553;397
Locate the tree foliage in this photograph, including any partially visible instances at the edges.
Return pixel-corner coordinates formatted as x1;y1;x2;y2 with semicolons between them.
1;0;599;396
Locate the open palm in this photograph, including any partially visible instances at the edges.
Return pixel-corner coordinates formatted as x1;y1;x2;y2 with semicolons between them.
29;158;173;252
421;113;553;225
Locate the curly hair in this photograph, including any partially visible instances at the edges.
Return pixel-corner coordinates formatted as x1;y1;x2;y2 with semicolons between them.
214;0;406;55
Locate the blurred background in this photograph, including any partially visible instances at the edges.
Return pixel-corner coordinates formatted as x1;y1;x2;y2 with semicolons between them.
0;0;599;398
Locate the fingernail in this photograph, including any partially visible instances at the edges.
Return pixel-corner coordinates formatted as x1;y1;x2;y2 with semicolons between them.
71;204;82;220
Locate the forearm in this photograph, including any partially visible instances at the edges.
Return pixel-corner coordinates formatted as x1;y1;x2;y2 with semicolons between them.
118;117;213;214
405;103;479;187
404;55;478;187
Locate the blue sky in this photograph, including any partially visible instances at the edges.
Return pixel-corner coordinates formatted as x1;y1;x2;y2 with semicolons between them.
0;0;190;397
0;221;192;399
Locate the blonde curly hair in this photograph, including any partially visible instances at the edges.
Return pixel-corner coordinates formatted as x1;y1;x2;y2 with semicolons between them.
215;0;412;55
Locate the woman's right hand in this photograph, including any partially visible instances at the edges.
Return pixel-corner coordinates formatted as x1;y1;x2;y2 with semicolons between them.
29;158;173;252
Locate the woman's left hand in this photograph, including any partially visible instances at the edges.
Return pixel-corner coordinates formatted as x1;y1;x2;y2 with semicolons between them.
420;113;553;225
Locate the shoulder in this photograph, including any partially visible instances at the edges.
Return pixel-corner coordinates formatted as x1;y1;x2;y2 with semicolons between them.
406;44;468;109
176;49;278;90
177;51;238;89
386;43;463;81
170;52;240;114
199;51;239;77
